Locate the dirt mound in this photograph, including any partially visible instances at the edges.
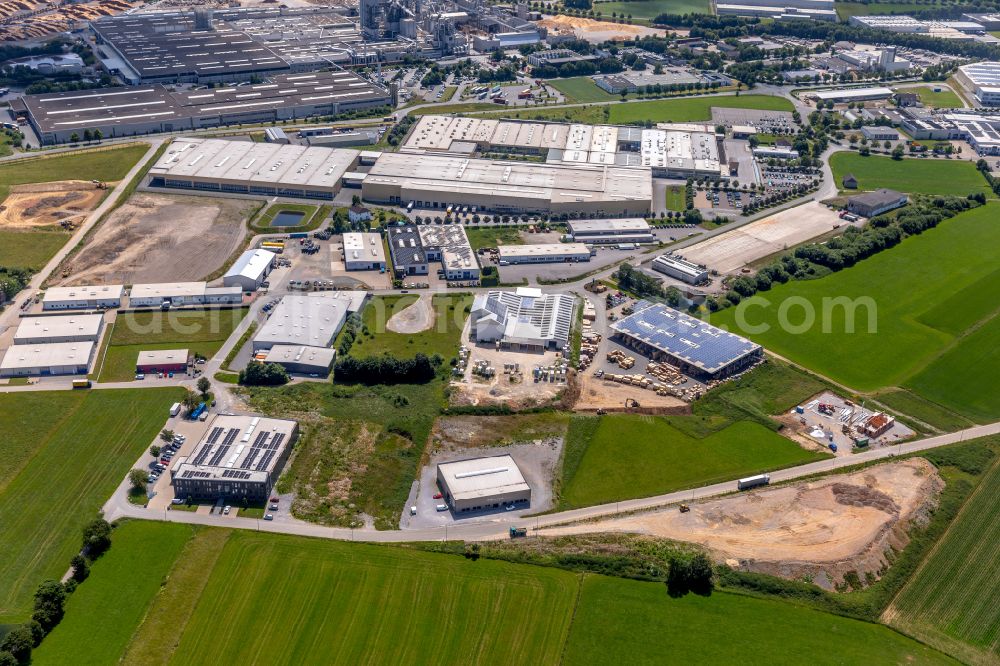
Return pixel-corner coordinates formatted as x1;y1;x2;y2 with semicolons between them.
831;482;900;513
0;180;106;230
540;15;645;34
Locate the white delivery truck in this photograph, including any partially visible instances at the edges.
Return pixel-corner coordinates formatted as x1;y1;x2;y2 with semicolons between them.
169;402;181;417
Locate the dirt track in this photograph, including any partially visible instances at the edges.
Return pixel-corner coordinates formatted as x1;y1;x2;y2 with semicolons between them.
386;294;435;334
544;458;942;589
56;193;255;286
0;181;106;230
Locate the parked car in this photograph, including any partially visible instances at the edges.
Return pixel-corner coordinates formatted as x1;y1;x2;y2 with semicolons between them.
171;498;185;505
135;374;145;380
269;503;278;511
435;504;448;512
223;505;231;515
432;492;443;499
264;514;274;521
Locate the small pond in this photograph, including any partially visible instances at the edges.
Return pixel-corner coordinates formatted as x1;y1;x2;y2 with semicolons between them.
271;210;306;227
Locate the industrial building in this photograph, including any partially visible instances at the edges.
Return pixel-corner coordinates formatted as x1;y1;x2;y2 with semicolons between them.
610;302;762;380
846;189;909;217
955;62;1000;106
497;243;591;265
262;344;336;375
849;14;995;42
809;87;895;103
343;232;387;271
417;225;480;280
0;342;96;378
170;414;298;502
129;282;243;307
835;47;911;74
363;152;652;216
136;349;189;375
387;226;429;277
861;126;902;142
566;218;655;245
13;70;392;146
651;255;709;285
252;295;348;351
717;0;836;21
145;138;359;201
470;288;576;351
42;285;124;310
436;455;531;513
13;314;104;345
223;249;276;292
594;68;708;94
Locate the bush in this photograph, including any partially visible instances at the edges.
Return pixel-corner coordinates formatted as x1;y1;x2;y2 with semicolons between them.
81;519;112;558
70;554;89;583
0;627;32;665
238;362;290;386
334;353;437;385
31;580;66;631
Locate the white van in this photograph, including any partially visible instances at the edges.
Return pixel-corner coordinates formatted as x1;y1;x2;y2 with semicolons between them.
169;402;181;417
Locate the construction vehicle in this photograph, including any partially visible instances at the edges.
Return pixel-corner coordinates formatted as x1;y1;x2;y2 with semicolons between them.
625;398;640;410
679;504;690;513
509;527;527;538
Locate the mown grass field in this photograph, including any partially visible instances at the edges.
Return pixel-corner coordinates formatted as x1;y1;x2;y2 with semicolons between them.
886;459;1000;665
548;76;618;103
894;84;964;109
835;1;941;19
96;308;248;382
594;0;711;19
711;204;1000;421
0;230;69;270
478;104;609;125
0;388;183;623
829;152;991;197
566;576;955;665
31;521;195;666
0;144;149;201
464;225;524;251
561;416;827;508
608;94;793;124
874;389;975;433
349;293;472;360
665;185;686;211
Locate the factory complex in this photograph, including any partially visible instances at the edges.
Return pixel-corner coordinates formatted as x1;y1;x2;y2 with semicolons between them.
470;288;576;352
436;455;531;513
566;218;655;245
955;62;1000;106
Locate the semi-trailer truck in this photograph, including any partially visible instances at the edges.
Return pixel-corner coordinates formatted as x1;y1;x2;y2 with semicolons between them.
737;474;770;491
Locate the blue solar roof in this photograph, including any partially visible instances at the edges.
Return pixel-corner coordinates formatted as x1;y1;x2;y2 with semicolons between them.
610;302;761;373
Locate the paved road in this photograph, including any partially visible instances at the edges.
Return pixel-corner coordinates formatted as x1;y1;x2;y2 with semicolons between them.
103;419;1000;542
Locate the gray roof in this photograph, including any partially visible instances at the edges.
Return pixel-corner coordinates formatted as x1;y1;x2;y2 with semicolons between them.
387;227;427;270
254;295;348;349
848;188;907;208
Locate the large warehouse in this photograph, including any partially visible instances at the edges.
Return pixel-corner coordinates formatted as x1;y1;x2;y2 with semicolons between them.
652;254;709;285
611;302;762;380
129;282;243;307
42;285;124;310
363;152;652;216
262;344;336;375
436;454;531;513
0;342;95;377
498;243;591;265
955;62;1000;106
146;138;359;201
170;414;298;502
566;218;655;245
470;288;576;351
13;314;104;345
223;249;276;292
252;295;348;351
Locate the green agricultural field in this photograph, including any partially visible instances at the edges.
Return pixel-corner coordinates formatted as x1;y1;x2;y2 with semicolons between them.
465;225;525;251
595;0;711;19
548;76;618;103
0;388;183;623
349;293;472;360
0;144;149;201
96;308;248;382
477;104;609;125
665;185;686;211
566;576;955;665
886;459;1000;665
0;229;69;270
711;204;1000;421
32;521;195;666
560;416;826;508
894;84;964;109
829;152;991;196
167;532;577;665
608;94;793;124
875;389;975;433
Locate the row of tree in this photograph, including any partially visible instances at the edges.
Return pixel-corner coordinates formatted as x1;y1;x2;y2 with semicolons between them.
334;353;439;385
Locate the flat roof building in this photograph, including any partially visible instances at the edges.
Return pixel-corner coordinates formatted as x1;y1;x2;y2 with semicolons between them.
387;226;429;277
223;249;276;292
170;413;298;502
437;454;531;513
252;295;348;351
809;87;894;103
13;314;104;345
343;232;387;271
470;288;576;351
136;349;189;374
498;243;592;264
129;282;243;307
0;342;95;377
417;225;479;280
611;301;762;380
262;344;336;375
146;137;359;201
42;285;124;310
956;62;1000;106
567;218;655;244
652;255;709;285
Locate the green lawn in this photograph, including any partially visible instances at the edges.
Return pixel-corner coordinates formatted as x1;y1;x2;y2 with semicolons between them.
874;389;975;433
168;531;577;665
465;225;525;251
887;459;1000;665
477;105;610;125
566;576;955;665
608;94;793;124
0;229;70;270
829;152;991;196
0;388;183;623
595;0;711;19
665;185;686;211
348;294;472;360
0;144;149;201
31;521;196;666
836;1;942;19
96;308;248;382
894;84;963;109
548;76;617;103
711;204;1000;421
561;416;827;508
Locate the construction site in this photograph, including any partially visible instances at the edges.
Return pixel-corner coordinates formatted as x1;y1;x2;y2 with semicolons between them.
779;391;915;455
0;180;108;233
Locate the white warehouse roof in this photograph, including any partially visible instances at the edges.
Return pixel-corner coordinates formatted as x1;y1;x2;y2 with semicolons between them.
567;218;651;234
498;243;590;258
137;349;189;366
43;284;124;304
437;455;530;503
13;314;104;343
0;341;95;372
224;249;276;282
253;295;348;349
811;87;894;100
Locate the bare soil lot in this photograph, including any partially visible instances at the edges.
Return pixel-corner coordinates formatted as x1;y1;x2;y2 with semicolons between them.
574;372;688;412
57;193;255;285
538;15;664;41
545;458;942;589
387;293;435;334
681;202;852;274
0;181;105;230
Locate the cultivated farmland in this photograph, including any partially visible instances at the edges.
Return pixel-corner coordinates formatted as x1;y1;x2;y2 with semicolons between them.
886;458;1000;665
711;204;1000;421
0;387;183;623
830;152;991;196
